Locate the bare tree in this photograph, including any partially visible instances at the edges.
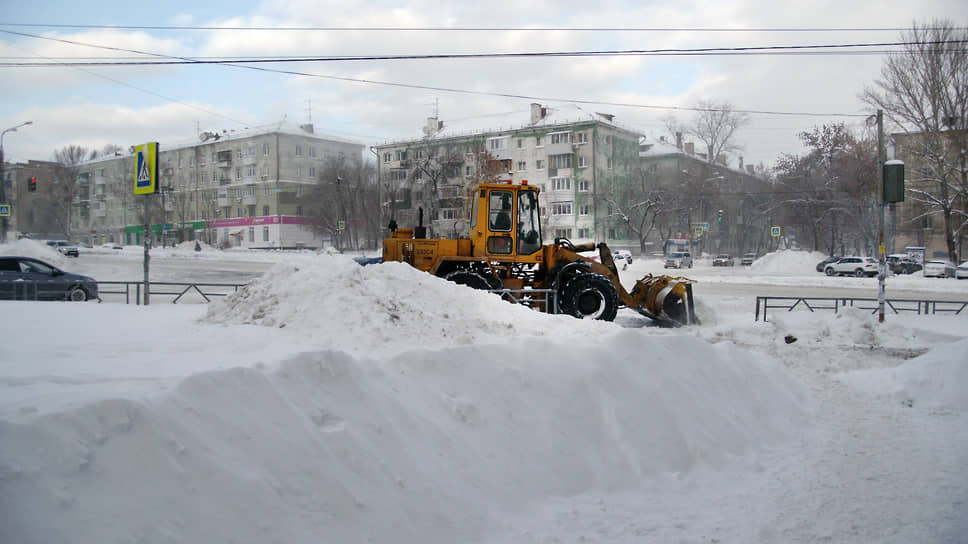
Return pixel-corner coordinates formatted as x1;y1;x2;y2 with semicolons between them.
46;145;94;237
668;100;750;165
303;156;379;251
862;19;968;262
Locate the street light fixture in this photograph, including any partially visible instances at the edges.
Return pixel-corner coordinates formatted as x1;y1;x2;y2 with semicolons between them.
0;121;34;242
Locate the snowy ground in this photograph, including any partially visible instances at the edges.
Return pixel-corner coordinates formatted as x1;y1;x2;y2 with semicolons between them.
1;241;966;543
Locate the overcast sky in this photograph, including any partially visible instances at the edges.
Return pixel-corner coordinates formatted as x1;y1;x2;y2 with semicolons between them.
1;1;965;169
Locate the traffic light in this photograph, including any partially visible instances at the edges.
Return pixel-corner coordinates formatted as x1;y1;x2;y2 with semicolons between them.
28;177;37;192
717;209;724;222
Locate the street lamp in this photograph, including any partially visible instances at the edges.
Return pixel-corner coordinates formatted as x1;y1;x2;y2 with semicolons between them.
0;121;34;242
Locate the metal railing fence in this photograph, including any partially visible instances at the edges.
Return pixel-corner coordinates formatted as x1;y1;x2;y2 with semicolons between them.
755;296;967;322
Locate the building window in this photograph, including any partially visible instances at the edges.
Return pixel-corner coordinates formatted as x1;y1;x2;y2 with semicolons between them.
440;208;458;220
236;167;242;180
554;228;573;239
535;137;543;147
552;202;572;216
552;177;572;191
576;132;588;144
263;226;270;241
465;166;472;176
578;179;589;192
517;139;523;149
383;152;391;163
237;208;243;218
295;145;302;156
178;157;183;168
310;147;317;158
248;227;255;242
296;166;302;177
550;154;572;169
247;145;256;156
607;158;613;170
246;165;256;177
550;132;570;144
608;228;616;239
517;161;526;171
212;171;218;183
536;160;545;170
487;137;508;151
262;166;269;178
296;206;303;216
263;205;270;215
263;143;270;156
578;228;590;238
578;156;589;168
189;157;195;167
296;185;302;197
395;150;407;161
309;167;316;178
579;204;590;216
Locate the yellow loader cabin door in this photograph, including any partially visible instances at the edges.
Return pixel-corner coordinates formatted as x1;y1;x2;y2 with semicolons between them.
479;185;542;258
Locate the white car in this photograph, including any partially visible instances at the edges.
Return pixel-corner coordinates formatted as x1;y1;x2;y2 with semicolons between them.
956;261;968;280
923;259;956;278
612;249;633;265
664;251;693;269
824;256;877;277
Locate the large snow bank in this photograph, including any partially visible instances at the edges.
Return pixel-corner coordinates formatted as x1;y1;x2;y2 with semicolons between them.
748;249;828;274
205;255;620;354
0;330;809;543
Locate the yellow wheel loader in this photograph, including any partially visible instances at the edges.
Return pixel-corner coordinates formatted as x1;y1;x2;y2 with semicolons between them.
382;181;698;326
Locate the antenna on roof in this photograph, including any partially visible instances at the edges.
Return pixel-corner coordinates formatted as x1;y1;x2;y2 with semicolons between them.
277;114;287;131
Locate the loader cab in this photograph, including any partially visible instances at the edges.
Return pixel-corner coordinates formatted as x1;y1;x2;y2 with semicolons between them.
473;182;542;259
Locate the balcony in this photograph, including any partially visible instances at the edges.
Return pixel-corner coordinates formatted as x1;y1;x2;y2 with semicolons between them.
217;197;231;207
219;178;232;186
243;195;257;206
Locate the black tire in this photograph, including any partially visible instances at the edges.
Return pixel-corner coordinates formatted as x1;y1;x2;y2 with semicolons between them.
67;286;88;301
443;270;492;290
853;268;864;278
825;267;835;276
560;273;619;321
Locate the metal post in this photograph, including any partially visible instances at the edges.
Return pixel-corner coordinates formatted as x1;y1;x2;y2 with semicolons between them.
876;110;886;323
143;193;151;305
0;121;33;243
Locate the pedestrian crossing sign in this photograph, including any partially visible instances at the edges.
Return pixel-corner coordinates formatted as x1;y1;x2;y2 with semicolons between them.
771;226;781;237
133;142;159;195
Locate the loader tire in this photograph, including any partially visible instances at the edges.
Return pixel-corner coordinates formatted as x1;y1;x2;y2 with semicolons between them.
444;270;492;290
560;273;619;321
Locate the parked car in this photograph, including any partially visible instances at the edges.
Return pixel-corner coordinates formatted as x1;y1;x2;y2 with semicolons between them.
0;256;99;301
740;253;757;266
712;254;735;267
886;254;922;274
923;259;956;278
815;256;841;272
45;240;79;257
956;261;968;280
824;256;878;277
664;251;693;269
612;249;633;265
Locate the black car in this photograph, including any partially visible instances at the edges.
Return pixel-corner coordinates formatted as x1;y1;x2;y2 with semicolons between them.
886;254;923;275
0;256;99;301
815;256;841;272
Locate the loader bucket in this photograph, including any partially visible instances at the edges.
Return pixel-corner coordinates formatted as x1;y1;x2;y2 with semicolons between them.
628;274;698;327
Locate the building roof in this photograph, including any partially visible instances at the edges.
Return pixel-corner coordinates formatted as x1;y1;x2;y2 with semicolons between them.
378;103;643;147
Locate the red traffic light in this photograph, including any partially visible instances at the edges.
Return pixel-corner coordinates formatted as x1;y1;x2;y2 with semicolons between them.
28;177;37;192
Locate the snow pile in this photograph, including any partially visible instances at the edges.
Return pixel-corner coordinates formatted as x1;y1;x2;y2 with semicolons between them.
748;249;828;274
0;328;810;543
0;238;72;268
841;337;968;412
205;255;619;354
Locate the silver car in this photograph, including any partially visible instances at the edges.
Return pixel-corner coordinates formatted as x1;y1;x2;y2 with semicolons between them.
956;261;968;280
923;260;956;278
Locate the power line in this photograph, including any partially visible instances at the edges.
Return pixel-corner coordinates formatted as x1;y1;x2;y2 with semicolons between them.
0;27;886;119
0;22;961;32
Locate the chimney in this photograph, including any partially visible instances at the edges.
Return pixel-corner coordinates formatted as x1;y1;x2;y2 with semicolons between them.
676;131;683;150
738;156;744;170
684;142;695;155
299;123;314;134
530;103;547;124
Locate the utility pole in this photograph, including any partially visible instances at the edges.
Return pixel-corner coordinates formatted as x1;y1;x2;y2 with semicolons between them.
876;110;886;323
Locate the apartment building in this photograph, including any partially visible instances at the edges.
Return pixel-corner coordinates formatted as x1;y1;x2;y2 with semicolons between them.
72;124;363;249
373;103;643;246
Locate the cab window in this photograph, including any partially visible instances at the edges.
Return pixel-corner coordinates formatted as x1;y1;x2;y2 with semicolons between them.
488;191;512;232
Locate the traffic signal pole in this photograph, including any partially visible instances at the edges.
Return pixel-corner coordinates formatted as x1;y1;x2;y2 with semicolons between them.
877;110;886;323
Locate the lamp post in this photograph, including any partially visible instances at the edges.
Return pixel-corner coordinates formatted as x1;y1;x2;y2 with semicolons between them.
0;121;34;242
